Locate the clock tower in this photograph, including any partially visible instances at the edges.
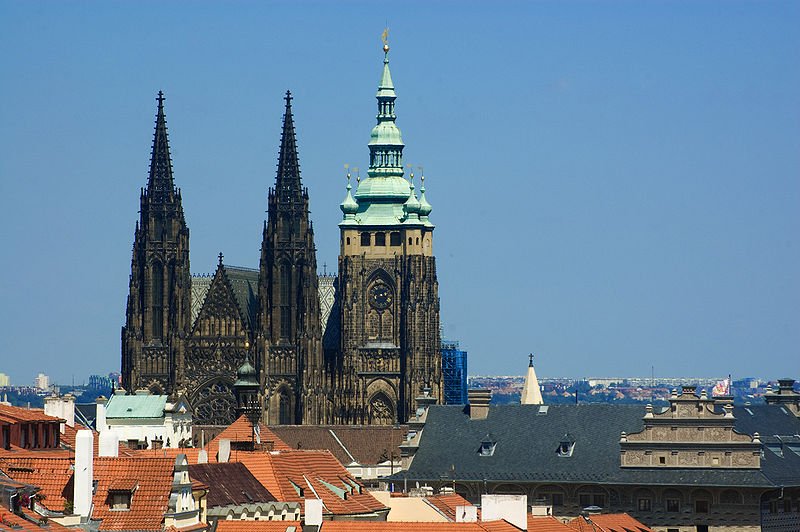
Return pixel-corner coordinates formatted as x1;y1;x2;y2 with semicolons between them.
333;40;443;424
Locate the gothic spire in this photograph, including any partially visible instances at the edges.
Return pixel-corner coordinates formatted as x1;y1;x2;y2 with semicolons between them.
146;91;176;203
275;90;302;200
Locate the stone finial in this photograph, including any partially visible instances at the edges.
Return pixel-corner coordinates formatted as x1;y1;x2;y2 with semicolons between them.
671;388;678;398
620;431;627;442
752;432;761;443
700;388;708;399
644;404;654;418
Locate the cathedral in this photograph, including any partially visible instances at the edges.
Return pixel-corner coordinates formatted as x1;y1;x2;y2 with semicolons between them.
121;43;443;427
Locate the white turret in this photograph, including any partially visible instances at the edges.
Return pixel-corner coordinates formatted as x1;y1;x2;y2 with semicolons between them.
521;354;544;405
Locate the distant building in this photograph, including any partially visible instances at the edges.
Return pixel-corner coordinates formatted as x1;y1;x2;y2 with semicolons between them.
0;373;9;387
88;374;114;392
441;340;468;405
33;373;48;391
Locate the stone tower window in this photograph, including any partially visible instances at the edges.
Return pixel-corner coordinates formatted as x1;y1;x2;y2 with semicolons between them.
152;261;164;339
280;264;291;339
361;232;371;246
375;233;386;246
390;232;401;246
346;237;351;245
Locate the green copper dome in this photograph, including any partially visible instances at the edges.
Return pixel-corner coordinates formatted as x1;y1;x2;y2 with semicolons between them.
234;360;258;387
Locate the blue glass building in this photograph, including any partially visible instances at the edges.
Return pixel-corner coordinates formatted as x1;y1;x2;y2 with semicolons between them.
441;339;468;405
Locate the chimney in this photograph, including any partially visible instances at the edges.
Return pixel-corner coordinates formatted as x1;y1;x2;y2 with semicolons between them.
99;430;119;457
455;505;478;522
95;396;108;432
218;439;230;463
304;498;323;527
481;494;527;530
467;389;491;420
74;430;94;517
44;394;76;433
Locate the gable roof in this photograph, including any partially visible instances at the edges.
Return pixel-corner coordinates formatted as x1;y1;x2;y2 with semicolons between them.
527;516;574;532
425;494;478;522
105;394;168;419
188;462;275;508
268;425;407;466
207;415;291;460
403;404;799;488
237;450;387;517
190;266;258;330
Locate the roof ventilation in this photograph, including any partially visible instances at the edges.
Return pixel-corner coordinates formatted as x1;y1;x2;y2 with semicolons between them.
538;405;549;415
557;433;576;457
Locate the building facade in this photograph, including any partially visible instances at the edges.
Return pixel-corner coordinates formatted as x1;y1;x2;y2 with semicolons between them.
121;44;443;426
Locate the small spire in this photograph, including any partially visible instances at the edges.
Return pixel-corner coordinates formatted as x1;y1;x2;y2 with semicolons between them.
521;353;544;405
218;252;224;266
528;353;534;367
275;90;302;201
147;90;176;202
340;165;358;220
418;166;432;221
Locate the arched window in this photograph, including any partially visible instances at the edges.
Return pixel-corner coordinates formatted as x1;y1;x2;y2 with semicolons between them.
280;264;291;339
361;232;371;246
278;390;292;425
346;237;350;245
416;237;420;245
152;261;164;339
408;237;413;245
390;232;401;246
369;392;394;425
375;232;386;246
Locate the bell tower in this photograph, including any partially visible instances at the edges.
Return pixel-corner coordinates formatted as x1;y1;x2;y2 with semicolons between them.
334;38;442;424
121;91;191;395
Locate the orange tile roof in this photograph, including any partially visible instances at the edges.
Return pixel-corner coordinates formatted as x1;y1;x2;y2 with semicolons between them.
0;507;70;532
527;516;575;532
0;405;61;423
568;513;652;532
0;456;74;511
237;449;387;516
207;416;290;460
426;494;479;522
217;521;519;532
92;456;175;531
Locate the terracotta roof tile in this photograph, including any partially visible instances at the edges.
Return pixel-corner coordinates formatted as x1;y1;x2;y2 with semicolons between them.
426;494;479;522
567;513;652;532
1;507;73;532
527;516;575;532
92;456;175;531
237;450;387;516
0;456;74;511
207;416;290;460
0;406;61;423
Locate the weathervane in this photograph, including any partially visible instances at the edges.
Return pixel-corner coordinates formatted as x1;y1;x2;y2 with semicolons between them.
382;27;390;53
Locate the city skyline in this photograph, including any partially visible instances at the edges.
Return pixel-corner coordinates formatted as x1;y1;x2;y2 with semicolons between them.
1;2;798;385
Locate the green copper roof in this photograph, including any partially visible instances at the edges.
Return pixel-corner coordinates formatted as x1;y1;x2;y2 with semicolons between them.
341;43;433;229
105;394;168;419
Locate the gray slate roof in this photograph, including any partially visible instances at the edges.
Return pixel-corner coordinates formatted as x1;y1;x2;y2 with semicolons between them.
401;403;800;489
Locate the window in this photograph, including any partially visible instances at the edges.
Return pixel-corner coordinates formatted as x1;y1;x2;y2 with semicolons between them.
579;494;591;507
375;232;386;246
110;492;132;510
390;232;401;246
152;261;164;339
659;456;666;464
556;434;575;457
408;237;413;245
638;498;652;511
346;237;350;245
280;264;291;339
666;499;680;512
695;500;709;513
479;435;496;456
361;232;371;246
785;500;792;513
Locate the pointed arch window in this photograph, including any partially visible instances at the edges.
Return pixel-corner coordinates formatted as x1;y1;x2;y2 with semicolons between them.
278;389;292;425
280;264;291;339
152;261;164;339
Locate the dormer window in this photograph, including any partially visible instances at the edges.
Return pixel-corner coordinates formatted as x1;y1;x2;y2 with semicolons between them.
557;434;575;457
479;434;496;457
108;480;137;510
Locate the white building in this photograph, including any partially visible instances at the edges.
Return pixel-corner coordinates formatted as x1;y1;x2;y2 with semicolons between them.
0;373;10;387
97;389;192;449
34;373;49;391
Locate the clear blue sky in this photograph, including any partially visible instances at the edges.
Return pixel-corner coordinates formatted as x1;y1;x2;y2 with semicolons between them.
1;1;798;386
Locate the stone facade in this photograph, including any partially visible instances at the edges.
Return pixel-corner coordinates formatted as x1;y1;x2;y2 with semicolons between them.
122;47;442;426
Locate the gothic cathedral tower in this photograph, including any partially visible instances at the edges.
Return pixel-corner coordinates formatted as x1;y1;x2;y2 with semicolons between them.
257;92;325;425
335;43;443;424
122;92;191;395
